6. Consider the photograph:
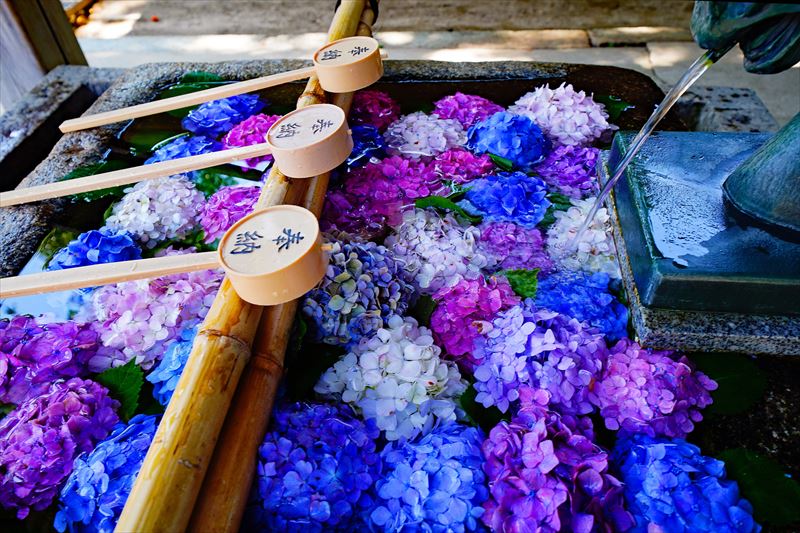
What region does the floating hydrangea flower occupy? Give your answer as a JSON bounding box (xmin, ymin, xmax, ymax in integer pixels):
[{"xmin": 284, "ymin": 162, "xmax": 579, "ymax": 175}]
[
  {"xmin": 0, "ymin": 378, "xmax": 119, "ymax": 519},
  {"xmin": 433, "ymin": 92, "xmax": 503, "ymax": 128},
  {"xmin": 55, "ymin": 414, "xmax": 159, "ymax": 533},
  {"xmin": 105, "ymin": 176, "xmax": 204, "ymax": 248},
  {"xmin": 303, "ymin": 238, "xmax": 415, "ymax": 347},
  {"xmin": 351, "ymin": 89, "xmax": 401, "ymax": 132},
  {"xmin": 466, "ymin": 111, "xmax": 550, "ymax": 171},
  {"xmin": 430, "ymin": 276, "xmax": 519, "ymax": 366},
  {"xmin": 48, "ymin": 228, "xmax": 142, "ymax": 271},
  {"xmin": 536, "ymin": 271, "xmax": 628, "ymax": 340},
  {"xmin": 384, "ymin": 208, "xmax": 489, "ymax": 294},
  {"xmin": 430, "ymin": 148, "xmax": 495, "ymax": 184},
  {"xmin": 482, "ymin": 387, "xmax": 632, "ymax": 533},
  {"xmin": 246, "ymin": 402, "xmax": 381, "ymax": 531},
  {"xmin": 347, "ymin": 124, "xmax": 387, "ymax": 168},
  {"xmin": 199, "ymin": 185, "xmax": 260, "ymax": 243},
  {"xmin": 384, "ymin": 112, "xmax": 466, "ymax": 159},
  {"xmin": 182, "ymin": 94, "xmax": 265, "ymax": 137},
  {"xmin": 612, "ymin": 433, "xmax": 759, "ymax": 532},
  {"xmin": 316, "ymin": 315, "xmax": 466, "ymax": 441},
  {"xmin": 477, "ymin": 221, "xmax": 553, "ymax": 273},
  {"xmin": 379, "ymin": 154, "xmax": 445, "ymax": 199},
  {"xmin": 86, "ymin": 251, "xmax": 223, "ymax": 370},
  {"xmin": 0, "ymin": 317, "xmax": 101, "ymax": 405},
  {"xmin": 146, "ymin": 327, "xmax": 196, "ymax": 406},
  {"xmin": 509, "ymin": 83, "xmax": 615, "ymax": 146},
  {"xmin": 534, "ymin": 144, "xmax": 600, "ymax": 199},
  {"xmin": 145, "ymin": 135, "xmax": 222, "ymax": 165},
  {"xmin": 459, "ymin": 172, "xmax": 551, "ymax": 227},
  {"xmin": 320, "ymin": 189, "xmax": 388, "ymax": 240},
  {"xmin": 592, "ymin": 338, "xmax": 717, "ymax": 438},
  {"xmin": 222, "ymin": 113, "xmax": 281, "ymax": 168},
  {"xmin": 367, "ymin": 423, "xmax": 488, "ymax": 532},
  {"xmin": 546, "ymin": 196, "xmax": 621, "ymax": 278}
]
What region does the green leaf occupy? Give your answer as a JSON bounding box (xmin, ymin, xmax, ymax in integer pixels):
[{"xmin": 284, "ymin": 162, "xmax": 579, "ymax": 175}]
[
  {"xmin": 690, "ymin": 353, "xmax": 767, "ymax": 415},
  {"xmin": 0, "ymin": 403, "xmax": 14, "ymax": 417},
  {"xmin": 157, "ymin": 79, "xmax": 233, "ymax": 117},
  {"xmin": 415, "ymin": 195, "xmax": 482, "ymax": 224},
  {"xmin": 488, "ymin": 153, "xmax": 514, "ymax": 171},
  {"xmin": 594, "ymin": 94, "xmax": 634, "ymax": 121},
  {"xmin": 718, "ymin": 448, "xmax": 800, "ymax": 526},
  {"xmin": 191, "ymin": 166, "xmax": 255, "ymax": 196},
  {"xmin": 500, "ymin": 268, "xmax": 540, "ymax": 299},
  {"xmin": 94, "ymin": 359, "xmax": 144, "ymax": 422},
  {"xmin": 539, "ymin": 192, "xmax": 573, "ymax": 229},
  {"xmin": 35, "ymin": 227, "xmax": 79, "ymax": 268},
  {"xmin": 411, "ymin": 295, "xmax": 437, "ymax": 328},
  {"xmin": 179, "ymin": 71, "xmax": 225, "ymax": 84},
  {"xmin": 121, "ymin": 120, "xmax": 186, "ymax": 157},
  {"xmin": 60, "ymin": 159, "xmax": 131, "ymax": 203},
  {"xmin": 458, "ymin": 385, "xmax": 508, "ymax": 433}
]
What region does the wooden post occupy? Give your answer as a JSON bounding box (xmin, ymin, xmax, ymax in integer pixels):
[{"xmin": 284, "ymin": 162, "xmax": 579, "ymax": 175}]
[{"xmin": 114, "ymin": 2, "xmax": 372, "ymax": 532}]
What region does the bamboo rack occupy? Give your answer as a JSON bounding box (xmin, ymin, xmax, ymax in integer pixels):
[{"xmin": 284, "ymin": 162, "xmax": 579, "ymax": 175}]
[{"xmin": 114, "ymin": 2, "xmax": 373, "ymax": 531}]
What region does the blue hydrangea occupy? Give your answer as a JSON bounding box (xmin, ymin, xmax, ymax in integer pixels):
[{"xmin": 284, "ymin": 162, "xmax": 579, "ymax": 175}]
[
  {"xmin": 181, "ymin": 94, "xmax": 266, "ymax": 137},
  {"xmin": 535, "ymin": 271, "xmax": 629, "ymax": 341},
  {"xmin": 54, "ymin": 414, "xmax": 159, "ymax": 533},
  {"xmin": 366, "ymin": 423, "xmax": 488, "ymax": 532},
  {"xmin": 245, "ymin": 402, "xmax": 382, "ymax": 532},
  {"xmin": 347, "ymin": 125, "xmax": 386, "ymax": 168},
  {"xmin": 144, "ymin": 135, "xmax": 222, "ymax": 165},
  {"xmin": 466, "ymin": 111, "xmax": 550, "ymax": 171},
  {"xmin": 459, "ymin": 172, "xmax": 551, "ymax": 227},
  {"xmin": 612, "ymin": 433, "xmax": 760, "ymax": 533},
  {"xmin": 48, "ymin": 228, "xmax": 142, "ymax": 271},
  {"xmin": 146, "ymin": 327, "xmax": 196, "ymax": 406}
]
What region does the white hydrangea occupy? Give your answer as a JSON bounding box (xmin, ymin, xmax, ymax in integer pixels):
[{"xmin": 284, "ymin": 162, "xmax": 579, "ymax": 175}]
[
  {"xmin": 383, "ymin": 112, "xmax": 466, "ymax": 159},
  {"xmin": 315, "ymin": 315, "xmax": 466, "ymax": 441},
  {"xmin": 105, "ymin": 175, "xmax": 204, "ymax": 248},
  {"xmin": 384, "ymin": 208, "xmax": 489, "ymax": 294},
  {"xmin": 546, "ymin": 197, "xmax": 621, "ymax": 278},
  {"xmin": 508, "ymin": 82, "xmax": 616, "ymax": 146}
]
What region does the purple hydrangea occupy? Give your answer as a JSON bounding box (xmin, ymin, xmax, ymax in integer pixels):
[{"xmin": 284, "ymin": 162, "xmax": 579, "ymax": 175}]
[
  {"xmin": 477, "ymin": 221, "xmax": 553, "ymax": 273},
  {"xmin": 366, "ymin": 423, "xmax": 488, "ymax": 532},
  {"xmin": 351, "ymin": 89, "xmax": 401, "ymax": 132},
  {"xmin": 430, "ymin": 276, "xmax": 519, "ymax": 367},
  {"xmin": 430, "ymin": 148, "xmax": 495, "ymax": 185},
  {"xmin": 181, "ymin": 94, "xmax": 266, "ymax": 137},
  {"xmin": 146, "ymin": 327, "xmax": 196, "ymax": 406},
  {"xmin": 346, "ymin": 124, "xmax": 387, "ymax": 168},
  {"xmin": 433, "ymin": 92, "xmax": 504, "ymax": 128},
  {"xmin": 320, "ymin": 189, "xmax": 388, "ymax": 241},
  {"xmin": 466, "ymin": 111, "xmax": 551, "ymax": 171},
  {"xmin": 591, "ymin": 338, "xmax": 718, "ymax": 438},
  {"xmin": 536, "ymin": 271, "xmax": 628, "ymax": 341},
  {"xmin": 48, "ymin": 228, "xmax": 142, "ymax": 271},
  {"xmin": 1, "ymin": 317, "xmax": 101, "ymax": 405},
  {"xmin": 384, "ymin": 112, "xmax": 466, "ymax": 159},
  {"xmin": 459, "ymin": 172, "xmax": 551, "ymax": 228},
  {"xmin": 302, "ymin": 238, "xmax": 416, "ymax": 347},
  {"xmin": 246, "ymin": 402, "xmax": 382, "ymax": 531},
  {"xmin": 379, "ymin": 155, "xmax": 445, "ymax": 199},
  {"xmin": 612, "ymin": 433, "xmax": 759, "ymax": 532},
  {"xmin": 0, "ymin": 378, "xmax": 119, "ymax": 519},
  {"xmin": 145, "ymin": 135, "xmax": 222, "ymax": 165},
  {"xmin": 54, "ymin": 414, "xmax": 159, "ymax": 533},
  {"xmin": 222, "ymin": 113, "xmax": 281, "ymax": 168},
  {"xmin": 534, "ymin": 145, "xmax": 600, "ymax": 199},
  {"xmin": 199, "ymin": 185, "xmax": 260, "ymax": 243}
]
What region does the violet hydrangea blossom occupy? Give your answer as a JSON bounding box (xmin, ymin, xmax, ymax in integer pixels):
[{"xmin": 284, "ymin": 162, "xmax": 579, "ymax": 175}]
[
  {"xmin": 383, "ymin": 112, "xmax": 466, "ymax": 159},
  {"xmin": 366, "ymin": 423, "xmax": 488, "ymax": 532},
  {"xmin": 222, "ymin": 113, "xmax": 281, "ymax": 168},
  {"xmin": 350, "ymin": 89, "xmax": 400, "ymax": 132},
  {"xmin": 534, "ymin": 144, "xmax": 601, "ymax": 199},
  {"xmin": 466, "ymin": 111, "xmax": 551, "ymax": 171},
  {"xmin": 320, "ymin": 189, "xmax": 389, "ymax": 240},
  {"xmin": 145, "ymin": 134, "xmax": 221, "ymax": 164},
  {"xmin": 459, "ymin": 172, "xmax": 551, "ymax": 228},
  {"xmin": 346, "ymin": 125, "xmax": 387, "ymax": 168},
  {"xmin": 199, "ymin": 185, "xmax": 260, "ymax": 243},
  {"xmin": 181, "ymin": 94, "xmax": 265, "ymax": 137},
  {"xmin": 0, "ymin": 378, "xmax": 119, "ymax": 519},
  {"xmin": 246, "ymin": 402, "xmax": 382, "ymax": 531},
  {"xmin": 48, "ymin": 228, "xmax": 142, "ymax": 271},
  {"xmin": 477, "ymin": 221, "xmax": 553, "ymax": 273},
  {"xmin": 430, "ymin": 148, "xmax": 495, "ymax": 185},
  {"xmin": 433, "ymin": 92, "xmax": 503, "ymax": 128},
  {"xmin": 591, "ymin": 338, "xmax": 717, "ymax": 438},
  {"xmin": 54, "ymin": 414, "xmax": 159, "ymax": 533}
]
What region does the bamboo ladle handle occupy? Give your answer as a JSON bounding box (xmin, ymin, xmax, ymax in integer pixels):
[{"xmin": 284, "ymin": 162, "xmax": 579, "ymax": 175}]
[
  {"xmin": 0, "ymin": 142, "xmax": 272, "ymax": 208},
  {"xmin": 59, "ymin": 67, "xmax": 316, "ymax": 133}
]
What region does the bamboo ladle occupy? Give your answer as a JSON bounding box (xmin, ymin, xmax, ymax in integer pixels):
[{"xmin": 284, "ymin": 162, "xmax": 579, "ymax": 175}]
[
  {"xmin": 58, "ymin": 36, "xmax": 383, "ymax": 133},
  {"xmin": 0, "ymin": 103, "xmax": 353, "ymax": 207}
]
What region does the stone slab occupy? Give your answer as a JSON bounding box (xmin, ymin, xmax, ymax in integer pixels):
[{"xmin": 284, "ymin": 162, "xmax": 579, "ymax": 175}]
[
  {"xmin": 588, "ymin": 26, "xmax": 691, "ymax": 46},
  {"xmin": 676, "ymin": 86, "xmax": 779, "ymax": 133}
]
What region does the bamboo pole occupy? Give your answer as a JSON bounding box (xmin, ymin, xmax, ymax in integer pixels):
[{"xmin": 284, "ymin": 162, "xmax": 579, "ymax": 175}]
[
  {"xmin": 188, "ymin": 3, "xmax": 378, "ymax": 532},
  {"xmin": 114, "ymin": 2, "xmax": 370, "ymax": 532}
]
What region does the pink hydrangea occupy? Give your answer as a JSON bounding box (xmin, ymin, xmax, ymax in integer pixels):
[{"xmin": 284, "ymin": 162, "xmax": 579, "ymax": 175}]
[
  {"xmin": 199, "ymin": 185, "xmax": 260, "ymax": 243},
  {"xmin": 430, "ymin": 148, "xmax": 495, "ymax": 184},
  {"xmin": 351, "ymin": 89, "xmax": 401, "ymax": 132},
  {"xmin": 478, "ymin": 221, "xmax": 554, "ymax": 273},
  {"xmin": 223, "ymin": 113, "xmax": 281, "ymax": 168},
  {"xmin": 430, "ymin": 276, "xmax": 519, "ymax": 366},
  {"xmin": 433, "ymin": 92, "xmax": 503, "ymax": 128}
]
